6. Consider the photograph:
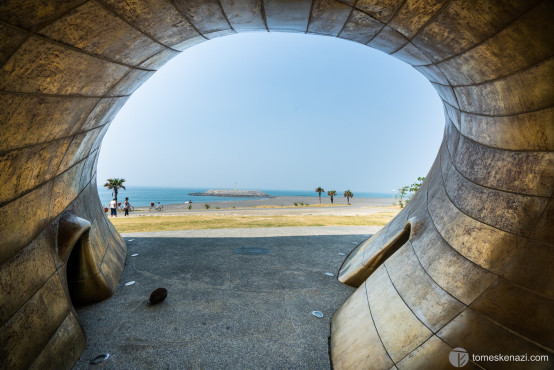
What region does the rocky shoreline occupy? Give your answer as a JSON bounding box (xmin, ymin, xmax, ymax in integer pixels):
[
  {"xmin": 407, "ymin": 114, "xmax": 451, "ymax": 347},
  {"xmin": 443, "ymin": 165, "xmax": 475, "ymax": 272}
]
[{"xmin": 188, "ymin": 189, "xmax": 270, "ymax": 198}]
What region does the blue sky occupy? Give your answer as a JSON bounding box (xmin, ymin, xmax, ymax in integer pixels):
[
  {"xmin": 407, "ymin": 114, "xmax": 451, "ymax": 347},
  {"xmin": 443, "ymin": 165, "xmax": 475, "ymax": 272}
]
[{"xmin": 97, "ymin": 32, "xmax": 444, "ymax": 194}]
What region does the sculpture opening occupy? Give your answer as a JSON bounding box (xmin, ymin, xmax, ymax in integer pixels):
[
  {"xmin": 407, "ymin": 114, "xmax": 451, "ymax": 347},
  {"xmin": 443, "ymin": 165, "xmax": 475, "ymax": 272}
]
[
  {"xmin": 0, "ymin": 1, "xmax": 552, "ymax": 368},
  {"xmin": 96, "ymin": 32, "xmax": 443, "ymax": 194}
]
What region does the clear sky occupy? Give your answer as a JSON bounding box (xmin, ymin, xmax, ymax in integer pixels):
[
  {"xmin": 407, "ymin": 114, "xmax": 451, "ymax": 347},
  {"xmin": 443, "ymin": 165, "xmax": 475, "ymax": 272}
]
[{"xmin": 97, "ymin": 32, "xmax": 444, "ymax": 194}]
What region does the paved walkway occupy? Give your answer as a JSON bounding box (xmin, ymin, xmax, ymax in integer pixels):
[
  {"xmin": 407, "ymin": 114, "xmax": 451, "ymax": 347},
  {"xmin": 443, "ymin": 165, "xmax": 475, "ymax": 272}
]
[{"xmin": 74, "ymin": 228, "xmax": 372, "ymax": 369}]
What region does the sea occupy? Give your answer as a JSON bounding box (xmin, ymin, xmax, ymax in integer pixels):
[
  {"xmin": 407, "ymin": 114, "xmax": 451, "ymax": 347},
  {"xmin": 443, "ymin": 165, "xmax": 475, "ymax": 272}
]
[{"xmin": 97, "ymin": 186, "xmax": 392, "ymax": 207}]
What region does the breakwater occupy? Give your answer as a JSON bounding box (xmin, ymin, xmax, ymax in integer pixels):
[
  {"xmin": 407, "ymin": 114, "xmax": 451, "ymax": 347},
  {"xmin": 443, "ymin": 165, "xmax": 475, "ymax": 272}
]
[{"xmin": 189, "ymin": 189, "xmax": 270, "ymax": 197}]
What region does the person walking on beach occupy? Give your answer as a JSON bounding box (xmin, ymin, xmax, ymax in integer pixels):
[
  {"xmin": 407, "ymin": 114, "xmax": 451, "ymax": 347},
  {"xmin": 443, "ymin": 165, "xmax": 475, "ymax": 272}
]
[
  {"xmin": 109, "ymin": 198, "xmax": 117, "ymax": 217},
  {"xmin": 124, "ymin": 197, "xmax": 131, "ymax": 216}
]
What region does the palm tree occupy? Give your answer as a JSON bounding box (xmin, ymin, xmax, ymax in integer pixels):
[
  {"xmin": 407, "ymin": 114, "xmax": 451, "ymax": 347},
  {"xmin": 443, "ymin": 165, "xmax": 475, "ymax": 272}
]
[
  {"xmin": 315, "ymin": 187, "xmax": 325, "ymax": 204},
  {"xmin": 327, "ymin": 190, "xmax": 337, "ymax": 204},
  {"xmin": 343, "ymin": 190, "xmax": 354, "ymax": 205},
  {"xmin": 104, "ymin": 178, "xmax": 126, "ymax": 204}
]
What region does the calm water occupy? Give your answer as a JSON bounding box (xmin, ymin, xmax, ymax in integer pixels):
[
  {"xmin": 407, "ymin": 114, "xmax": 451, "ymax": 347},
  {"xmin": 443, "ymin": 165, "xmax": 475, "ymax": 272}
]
[{"xmin": 97, "ymin": 186, "xmax": 392, "ymax": 207}]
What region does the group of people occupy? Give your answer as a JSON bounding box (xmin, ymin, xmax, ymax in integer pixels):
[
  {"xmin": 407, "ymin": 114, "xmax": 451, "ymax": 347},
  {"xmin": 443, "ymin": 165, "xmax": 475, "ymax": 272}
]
[{"xmin": 108, "ymin": 197, "xmax": 131, "ymax": 217}]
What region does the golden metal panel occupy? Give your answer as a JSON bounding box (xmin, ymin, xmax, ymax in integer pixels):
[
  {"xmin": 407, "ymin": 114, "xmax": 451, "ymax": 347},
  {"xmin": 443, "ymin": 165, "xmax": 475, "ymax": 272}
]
[
  {"xmin": 337, "ymin": 235, "xmax": 372, "ymax": 286},
  {"xmin": 368, "ymin": 26, "xmax": 407, "ymax": 54},
  {"xmin": 80, "ymin": 97, "xmax": 129, "ymax": 131},
  {"xmin": 412, "ymin": 0, "xmax": 540, "ymax": 64},
  {"xmin": 377, "ymin": 204, "xmax": 410, "ymax": 246},
  {"xmin": 0, "ymin": 94, "xmax": 99, "ymax": 152},
  {"xmin": 38, "ymin": 1, "xmax": 166, "ymax": 66},
  {"xmin": 339, "ymin": 9, "xmax": 383, "ymax": 44},
  {"xmin": 57, "ymin": 127, "xmax": 103, "ymax": 174},
  {"xmin": 29, "ymin": 312, "xmax": 86, "ymax": 370},
  {"xmin": 0, "ymin": 182, "xmax": 53, "ymax": 265},
  {"xmin": 330, "ymin": 282, "xmax": 393, "ymax": 369},
  {"xmin": 385, "ymin": 242, "xmax": 465, "ymax": 332},
  {"xmin": 0, "ymin": 137, "xmax": 71, "ymax": 204},
  {"xmin": 79, "ymin": 150, "xmax": 100, "ymax": 191},
  {"xmin": 107, "ymin": 69, "xmax": 156, "ymax": 96},
  {"xmin": 470, "ymin": 279, "xmax": 554, "ymax": 348},
  {"xmin": 0, "ymin": 273, "xmax": 69, "ymax": 369},
  {"xmin": 0, "ymin": 23, "xmax": 29, "ymax": 66},
  {"xmin": 219, "ymin": 0, "xmax": 267, "ymax": 32},
  {"xmin": 436, "ymin": 1, "xmax": 554, "ymax": 85},
  {"xmin": 264, "ymin": 0, "xmax": 312, "ymax": 32},
  {"xmin": 530, "ymin": 197, "xmax": 554, "ymax": 244},
  {"xmin": 388, "ymin": 0, "xmax": 448, "ymax": 39},
  {"xmin": 307, "ymin": 0, "xmax": 352, "ymax": 36},
  {"xmin": 392, "ymin": 42, "xmax": 432, "ymax": 66},
  {"xmin": 172, "ymin": 0, "xmax": 232, "ymax": 36},
  {"xmin": 50, "ymin": 162, "xmax": 85, "ymax": 218},
  {"xmin": 460, "ymin": 107, "xmax": 554, "ymax": 151},
  {"xmin": 170, "ymin": 35, "xmax": 206, "ymax": 51},
  {"xmin": 0, "ymin": 0, "xmax": 87, "ymax": 31},
  {"xmin": 138, "ymin": 49, "xmax": 180, "ymax": 70},
  {"xmin": 438, "ymin": 309, "xmax": 552, "ymax": 370},
  {"xmin": 410, "ymin": 215, "xmax": 496, "ymax": 305},
  {"xmin": 0, "ymin": 226, "xmax": 57, "ymax": 325},
  {"xmin": 366, "ymin": 266, "xmax": 433, "ymax": 362},
  {"xmin": 99, "ymin": 244, "xmax": 127, "ymax": 292},
  {"xmin": 0, "ymin": 36, "xmax": 130, "ymax": 95},
  {"xmin": 440, "ymin": 144, "xmax": 549, "ymax": 238},
  {"xmin": 443, "ymin": 103, "xmax": 461, "ymax": 131},
  {"xmin": 430, "ymin": 82, "xmax": 459, "ymax": 108},
  {"xmin": 445, "ymin": 119, "xmax": 554, "ymax": 197},
  {"xmin": 454, "ymin": 57, "xmax": 554, "ymax": 116},
  {"xmin": 338, "ymin": 201, "xmax": 410, "ymax": 286},
  {"xmin": 413, "ymin": 64, "xmax": 449, "ymax": 85},
  {"xmin": 428, "ymin": 162, "xmax": 554, "ymax": 297},
  {"xmin": 355, "ymin": 0, "xmax": 404, "ymax": 23},
  {"xmin": 395, "ymin": 335, "xmax": 481, "ymax": 370},
  {"xmin": 101, "ymin": 0, "xmax": 201, "ymax": 46}
]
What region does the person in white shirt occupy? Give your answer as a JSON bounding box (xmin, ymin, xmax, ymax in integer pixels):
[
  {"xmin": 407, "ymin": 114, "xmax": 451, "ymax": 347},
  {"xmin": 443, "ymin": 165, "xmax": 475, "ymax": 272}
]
[{"xmin": 108, "ymin": 198, "xmax": 117, "ymax": 217}]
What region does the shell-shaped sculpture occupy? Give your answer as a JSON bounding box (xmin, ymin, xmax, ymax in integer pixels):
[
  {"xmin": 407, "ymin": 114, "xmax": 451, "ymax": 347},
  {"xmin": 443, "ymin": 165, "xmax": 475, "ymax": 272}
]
[{"xmin": 0, "ymin": 0, "xmax": 552, "ymax": 368}]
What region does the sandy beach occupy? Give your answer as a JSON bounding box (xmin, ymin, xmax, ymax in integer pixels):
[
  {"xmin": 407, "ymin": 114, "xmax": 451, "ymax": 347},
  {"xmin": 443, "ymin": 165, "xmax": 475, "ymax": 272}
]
[{"xmin": 119, "ymin": 196, "xmax": 396, "ymax": 217}]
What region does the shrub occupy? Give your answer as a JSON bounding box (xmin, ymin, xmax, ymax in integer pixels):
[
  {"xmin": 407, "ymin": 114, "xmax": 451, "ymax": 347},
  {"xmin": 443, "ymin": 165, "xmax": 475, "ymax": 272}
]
[
  {"xmin": 204, "ymin": 203, "xmax": 211, "ymax": 209},
  {"xmin": 187, "ymin": 204, "xmax": 192, "ymax": 210}
]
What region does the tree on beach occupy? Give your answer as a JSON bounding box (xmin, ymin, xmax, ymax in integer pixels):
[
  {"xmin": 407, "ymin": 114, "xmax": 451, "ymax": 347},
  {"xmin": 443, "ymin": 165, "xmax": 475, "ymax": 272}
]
[
  {"xmin": 104, "ymin": 178, "xmax": 126, "ymax": 204},
  {"xmin": 327, "ymin": 190, "xmax": 337, "ymax": 204},
  {"xmin": 398, "ymin": 185, "xmax": 409, "ymax": 208},
  {"xmin": 409, "ymin": 177, "xmax": 426, "ymax": 193},
  {"xmin": 343, "ymin": 190, "xmax": 354, "ymax": 205},
  {"xmin": 315, "ymin": 187, "xmax": 325, "ymax": 204}
]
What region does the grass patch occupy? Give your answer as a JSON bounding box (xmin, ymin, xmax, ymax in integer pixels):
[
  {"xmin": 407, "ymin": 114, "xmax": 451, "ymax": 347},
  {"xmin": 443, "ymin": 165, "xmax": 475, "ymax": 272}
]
[{"xmin": 109, "ymin": 212, "xmax": 399, "ymax": 233}]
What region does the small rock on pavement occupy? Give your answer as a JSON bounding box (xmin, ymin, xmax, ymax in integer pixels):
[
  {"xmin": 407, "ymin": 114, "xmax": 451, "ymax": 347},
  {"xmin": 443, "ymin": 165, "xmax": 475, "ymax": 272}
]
[{"xmin": 149, "ymin": 287, "xmax": 168, "ymax": 305}]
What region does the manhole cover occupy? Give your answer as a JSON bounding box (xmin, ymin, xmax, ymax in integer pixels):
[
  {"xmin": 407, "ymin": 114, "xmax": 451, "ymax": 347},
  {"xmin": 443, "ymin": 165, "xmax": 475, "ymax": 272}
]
[{"xmin": 235, "ymin": 247, "xmax": 270, "ymax": 255}]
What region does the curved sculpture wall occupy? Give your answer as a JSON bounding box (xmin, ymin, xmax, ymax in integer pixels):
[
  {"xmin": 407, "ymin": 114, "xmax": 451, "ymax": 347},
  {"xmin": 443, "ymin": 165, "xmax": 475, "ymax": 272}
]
[{"xmin": 0, "ymin": 0, "xmax": 552, "ymax": 368}]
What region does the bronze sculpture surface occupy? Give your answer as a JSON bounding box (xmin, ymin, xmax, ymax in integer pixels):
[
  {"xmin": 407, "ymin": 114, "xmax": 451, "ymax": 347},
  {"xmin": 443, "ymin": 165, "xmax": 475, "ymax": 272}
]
[{"xmin": 0, "ymin": 0, "xmax": 552, "ymax": 368}]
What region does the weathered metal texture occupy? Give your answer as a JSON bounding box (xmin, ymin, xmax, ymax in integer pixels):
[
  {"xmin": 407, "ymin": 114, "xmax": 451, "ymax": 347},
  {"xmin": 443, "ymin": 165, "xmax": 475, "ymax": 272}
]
[{"xmin": 0, "ymin": 0, "xmax": 552, "ymax": 368}]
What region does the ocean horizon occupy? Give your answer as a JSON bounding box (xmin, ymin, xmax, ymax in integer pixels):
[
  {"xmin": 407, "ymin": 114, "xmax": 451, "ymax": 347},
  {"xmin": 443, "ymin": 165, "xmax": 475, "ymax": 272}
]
[{"xmin": 98, "ymin": 186, "xmax": 393, "ymax": 207}]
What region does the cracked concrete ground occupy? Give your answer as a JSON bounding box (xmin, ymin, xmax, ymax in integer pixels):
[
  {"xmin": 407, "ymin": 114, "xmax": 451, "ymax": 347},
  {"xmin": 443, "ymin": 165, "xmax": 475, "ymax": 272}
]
[{"xmin": 74, "ymin": 227, "xmax": 371, "ymax": 369}]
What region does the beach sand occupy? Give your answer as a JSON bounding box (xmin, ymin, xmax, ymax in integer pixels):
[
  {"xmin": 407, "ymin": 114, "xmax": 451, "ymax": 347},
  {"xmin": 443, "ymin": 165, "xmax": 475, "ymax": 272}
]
[{"xmin": 118, "ymin": 196, "xmax": 397, "ymax": 217}]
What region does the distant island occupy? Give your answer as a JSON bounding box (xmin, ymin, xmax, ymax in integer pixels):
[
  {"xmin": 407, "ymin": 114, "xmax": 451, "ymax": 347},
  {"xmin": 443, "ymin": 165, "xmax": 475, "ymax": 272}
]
[{"xmin": 188, "ymin": 189, "xmax": 270, "ymax": 198}]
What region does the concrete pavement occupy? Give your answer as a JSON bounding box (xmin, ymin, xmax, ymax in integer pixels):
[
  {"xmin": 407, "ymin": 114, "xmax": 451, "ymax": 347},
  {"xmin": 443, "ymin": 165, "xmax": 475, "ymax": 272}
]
[{"xmin": 74, "ymin": 228, "xmax": 371, "ymax": 369}]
